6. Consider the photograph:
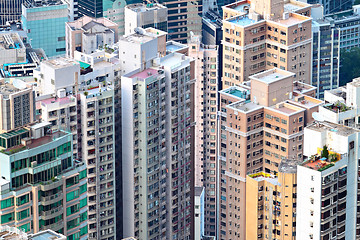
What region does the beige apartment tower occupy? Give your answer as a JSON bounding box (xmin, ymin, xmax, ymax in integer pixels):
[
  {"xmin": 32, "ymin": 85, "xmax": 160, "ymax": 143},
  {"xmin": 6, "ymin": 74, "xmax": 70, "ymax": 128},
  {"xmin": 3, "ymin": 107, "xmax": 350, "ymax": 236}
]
[
  {"xmin": 221, "ymin": 0, "xmax": 312, "ymax": 89},
  {"xmin": 218, "ymin": 68, "xmax": 323, "ymax": 239}
]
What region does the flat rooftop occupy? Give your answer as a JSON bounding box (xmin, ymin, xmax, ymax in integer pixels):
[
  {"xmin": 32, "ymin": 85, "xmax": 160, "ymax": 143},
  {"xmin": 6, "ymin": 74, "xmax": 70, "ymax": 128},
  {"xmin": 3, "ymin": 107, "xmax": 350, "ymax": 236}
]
[
  {"xmin": 230, "ymin": 101, "xmax": 263, "ymax": 113},
  {"xmin": 160, "ymin": 52, "xmax": 189, "ymax": 69},
  {"xmin": 130, "ymin": 68, "xmax": 159, "ymax": 79},
  {"xmin": 166, "ymin": 41, "xmax": 188, "ymax": 53},
  {"xmin": 250, "ymin": 68, "xmax": 294, "ymax": 84},
  {"xmin": 228, "ymin": 15, "xmax": 258, "ymax": 26},
  {"xmin": 40, "ymin": 96, "xmax": 75, "ymax": 106},
  {"xmin": 126, "ymin": 3, "xmax": 166, "ymax": 12},
  {"xmin": 272, "ymin": 13, "xmax": 310, "ymax": 26},
  {"xmin": 0, "ymin": 81, "xmax": 27, "ymax": 97},
  {"xmin": 23, "ymin": 0, "xmax": 65, "ymax": 8},
  {"xmin": 289, "ymin": 94, "xmax": 324, "ymax": 108},
  {"xmin": 248, "ymin": 172, "xmax": 280, "ymax": 185},
  {"xmin": 29, "ymin": 230, "xmax": 66, "ymax": 240},
  {"xmin": 307, "ymin": 121, "xmax": 358, "ymax": 137},
  {"xmin": 278, "ymin": 159, "xmax": 300, "ymax": 173},
  {"xmin": 271, "ymin": 103, "xmax": 303, "ymax": 115},
  {"xmin": 0, "ymin": 33, "xmax": 24, "ymax": 50},
  {"xmin": 44, "ymin": 58, "xmax": 79, "ymax": 69},
  {"xmin": 284, "ymin": 1, "xmax": 310, "ymax": 12}
]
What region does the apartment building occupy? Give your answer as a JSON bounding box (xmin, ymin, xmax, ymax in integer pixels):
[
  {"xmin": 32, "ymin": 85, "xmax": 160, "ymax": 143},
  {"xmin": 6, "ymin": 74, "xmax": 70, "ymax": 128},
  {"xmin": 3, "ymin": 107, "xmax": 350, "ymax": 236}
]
[
  {"xmin": 38, "ymin": 95, "xmax": 78, "ymax": 160},
  {"xmin": 65, "ymin": 16, "xmax": 119, "ymax": 59},
  {"xmin": 297, "ymin": 121, "xmax": 360, "ymax": 240},
  {"xmin": 150, "ymin": 0, "xmax": 202, "ymax": 43},
  {"xmin": 246, "ymin": 159, "xmax": 297, "ymax": 240},
  {"xmin": 188, "ymin": 35, "xmax": 219, "ymax": 237},
  {"xmin": 79, "ymin": 86, "xmax": 115, "ymax": 240},
  {"xmin": 124, "ymin": 3, "xmax": 167, "ymax": 36},
  {"xmin": 221, "ymin": 0, "xmax": 312, "ymax": 88},
  {"xmin": 0, "ymin": 79, "xmax": 36, "ymax": 133},
  {"xmin": 0, "ymin": 123, "xmax": 88, "ymax": 238},
  {"xmin": 121, "ymin": 52, "xmax": 195, "ymax": 240},
  {"xmin": 118, "ymin": 27, "xmax": 167, "ymax": 74},
  {"xmin": 218, "ymin": 68, "xmax": 323, "ymax": 239}
]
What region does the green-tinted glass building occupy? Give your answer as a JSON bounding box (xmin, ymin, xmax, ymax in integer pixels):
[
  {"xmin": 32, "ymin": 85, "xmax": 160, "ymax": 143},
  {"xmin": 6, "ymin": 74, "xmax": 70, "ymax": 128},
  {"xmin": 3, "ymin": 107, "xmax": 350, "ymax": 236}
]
[{"xmin": 21, "ymin": 0, "xmax": 68, "ymax": 57}]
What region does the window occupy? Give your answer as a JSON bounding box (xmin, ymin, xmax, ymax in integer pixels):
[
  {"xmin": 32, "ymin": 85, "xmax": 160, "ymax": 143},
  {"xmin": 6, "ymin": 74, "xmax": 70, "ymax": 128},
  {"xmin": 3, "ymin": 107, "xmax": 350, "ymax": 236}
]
[
  {"xmin": 67, "ymin": 203, "xmax": 80, "ymax": 216},
  {"xmin": 1, "ymin": 198, "xmax": 13, "ymax": 209},
  {"xmin": 79, "ymin": 170, "xmax": 87, "ymax": 180},
  {"xmin": 80, "ymin": 198, "xmax": 87, "ymax": 208},
  {"xmin": 17, "ymin": 209, "xmax": 30, "ymax": 221},
  {"xmin": 1, "ymin": 212, "xmax": 14, "ymax": 224},
  {"xmin": 66, "ymin": 190, "xmax": 79, "ymax": 202},
  {"xmin": 79, "ymin": 183, "xmax": 87, "ymax": 194}
]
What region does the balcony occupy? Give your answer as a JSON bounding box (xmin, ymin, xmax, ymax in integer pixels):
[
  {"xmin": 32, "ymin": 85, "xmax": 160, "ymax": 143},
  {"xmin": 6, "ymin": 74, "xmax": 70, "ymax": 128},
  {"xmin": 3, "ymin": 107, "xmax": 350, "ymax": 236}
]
[
  {"xmin": 40, "ymin": 192, "xmax": 63, "ymax": 205},
  {"xmin": 40, "ymin": 205, "xmax": 63, "ymax": 220}
]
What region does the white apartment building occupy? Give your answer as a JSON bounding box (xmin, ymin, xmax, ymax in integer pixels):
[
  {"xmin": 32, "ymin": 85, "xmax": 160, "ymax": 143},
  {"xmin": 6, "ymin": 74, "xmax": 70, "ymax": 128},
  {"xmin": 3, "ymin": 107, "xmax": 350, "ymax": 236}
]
[
  {"xmin": 118, "ymin": 27, "xmax": 167, "ymax": 74},
  {"xmin": 297, "ymin": 121, "xmax": 360, "ymax": 240},
  {"xmin": 80, "ymin": 86, "xmax": 116, "ymax": 240},
  {"xmin": 121, "ymin": 52, "xmax": 194, "ymax": 240}
]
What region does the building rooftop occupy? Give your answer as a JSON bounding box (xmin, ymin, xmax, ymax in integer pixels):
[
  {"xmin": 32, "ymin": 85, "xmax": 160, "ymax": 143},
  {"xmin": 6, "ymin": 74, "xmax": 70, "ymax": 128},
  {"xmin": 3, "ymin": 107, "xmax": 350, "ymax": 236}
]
[
  {"xmin": 278, "ymin": 159, "xmax": 300, "ymax": 173},
  {"xmin": 0, "ymin": 80, "xmax": 29, "ymax": 97},
  {"xmin": 289, "ymin": 93, "xmax": 324, "ymax": 108},
  {"xmin": 228, "ymin": 15, "xmax": 258, "ymax": 26},
  {"xmin": 248, "ymin": 172, "xmax": 280, "ymax": 186},
  {"xmin": 130, "ymin": 68, "xmax": 159, "ymax": 79},
  {"xmin": 160, "ymin": 52, "xmax": 190, "ymax": 69},
  {"xmin": 43, "ymin": 58, "xmax": 79, "ymax": 69},
  {"xmin": 23, "ymin": 0, "xmax": 65, "ymax": 8},
  {"xmin": 272, "ymin": 13, "xmax": 309, "ymax": 26},
  {"xmin": 0, "ymin": 225, "xmax": 27, "ymax": 239},
  {"xmin": 283, "ymin": 0, "xmax": 310, "ymax": 12},
  {"xmin": 230, "ymin": 101, "xmax": 263, "ymax": 113},
  {"xmin": 29, "ymin": 230, "xmax": 66, "ymax": 240},
  {"xmin": 40, "ymin": 96, "xmax": 75, "ymax": 107},
  {"xmin": 125, "ymin": 3, "xmax": 166, "ymax": 12},
  {"xmin": 224, "ymin": 1, "xmax": 250, "ymax": 13},
  {"xmin": 166, "ymin": 41, "xmax": 188, "ymax": 54},
  {"xmin": 0, "ymin": 32, "xmax": 24, "ymax": 50},
  {"xmin": 271, "ymin": 102, "xmax": 304, "ymax": 115},
  {"xmin": 250, "ymin": 68, "xmax": 294, "ymax": 84},
  {"xmin": 307, "ymin": 121, "xmax": 358, "ymax": 137}
]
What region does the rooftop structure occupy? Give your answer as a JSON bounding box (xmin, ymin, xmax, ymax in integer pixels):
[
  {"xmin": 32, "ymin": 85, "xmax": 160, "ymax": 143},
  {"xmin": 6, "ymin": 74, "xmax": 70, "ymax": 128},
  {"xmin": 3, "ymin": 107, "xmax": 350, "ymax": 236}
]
[
  {"xmin": 124, "ymin": 3, "xmax": 167, "ymax": 36},
  {"xmin": 65, "ymin": 16, "xmax": 119, "ymax": 58}
]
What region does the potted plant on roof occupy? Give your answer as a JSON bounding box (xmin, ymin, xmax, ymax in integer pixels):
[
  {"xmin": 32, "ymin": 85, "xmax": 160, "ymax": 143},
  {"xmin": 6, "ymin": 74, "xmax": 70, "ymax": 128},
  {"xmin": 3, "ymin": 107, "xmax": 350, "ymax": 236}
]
[{"xmin": 321, "ymin": 145, "xmax": 329, "ymax": 159}]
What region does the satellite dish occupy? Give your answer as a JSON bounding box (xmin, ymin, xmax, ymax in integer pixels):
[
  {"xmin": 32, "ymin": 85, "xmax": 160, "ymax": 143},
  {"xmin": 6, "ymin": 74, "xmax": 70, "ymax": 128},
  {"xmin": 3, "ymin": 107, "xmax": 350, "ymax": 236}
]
[{"xmin": 312, "ymin": 112, "xmax": 325, "ymax": 122}]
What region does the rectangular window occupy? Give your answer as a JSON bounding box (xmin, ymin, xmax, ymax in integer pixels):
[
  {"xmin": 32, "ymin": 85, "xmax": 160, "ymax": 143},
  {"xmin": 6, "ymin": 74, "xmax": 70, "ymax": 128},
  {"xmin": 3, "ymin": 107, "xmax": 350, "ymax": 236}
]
[
  {"xmin": 80, "ymin": 198, "xmax": 87, "ymax": 208},
  {"xmin": 17, "ymin": 209, "xmax": 30, "ymax": 221},
  {"xmin": 66, "ymin": 190, "xmax": 79, "ymax": 202},
  {"xmin": 79, "ymin": 183, "xmax": 87, "ymax": 194},
  {"xmin": 1, "ymin": 198, "xmax": 14, "ymax": 209},
  {"xmin": 1, "ymin": 212, "xmax": 14, "ymax": 224},
  {"xmin": 79, "ymin": 170, "xmax": 87, "ymax": 180},
  {"xmin": 16, "ymin": 194, "xmax": 29, "ymax": 206},
  {"xmin": 67, "ymin": 203, "xmax": 80, "ymax": 216}
]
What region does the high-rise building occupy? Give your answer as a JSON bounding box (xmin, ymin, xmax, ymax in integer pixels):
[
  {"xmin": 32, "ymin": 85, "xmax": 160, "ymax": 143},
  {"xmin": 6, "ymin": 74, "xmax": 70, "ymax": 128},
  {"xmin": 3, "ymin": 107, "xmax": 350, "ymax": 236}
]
[
  {"xmin": 311, "ymin": 6, "xmax": 340, "ymax": 99},
  {"xmin": 325, "ymin": 5, "xmax": 360, "ymax": 50},
  {"xmin": 188, "ymin": 35, "xmax": 219, "ymax": 237},
  {"xmin": 0, "ymin": 80, "xmax": 88, "ymax": 238},
  {"xmin": 218, "ymin": 68, "xmax": 323, "ymax": 239},
  {"xmin": 246, "ymin": 159, "xmax": 298, "ymax": 240},
  {"xmin": 121, "ymin": 51, "xmax": 195, "ymax": 240},
  {"xmin": 297, "ymin": 121, "xmax": 359, "ymax": 240},
  {"xmin": 300, "ymin": 0, "xmax": 353, "ymax": 15},
  {"xmin": 65, "ymin": 16, "xmax": 119, "ymax": 59},
  {"xmin": 149, "ymin": 0, "xmax": 202, "ymax": 43},
  {"xmin": 124, "ymin": 3, "xmax": 167, "ymax": 36},
  {"xmin": 21, "ymin": 0, "xmax": 69, "ymax": 57},
  {"xmin": 221, "ymin": 0, "xmax": 312, "ymax": 88},
  {"xmin": 0, "ymin": 79, "xmax": 35, "ymax": 133},
  {"xmin": 79, "ymin": 86, "xmax": 116, "ymax": 240}
]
